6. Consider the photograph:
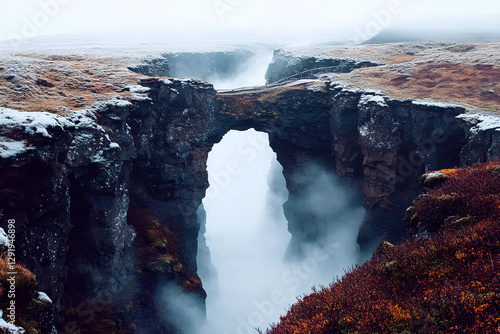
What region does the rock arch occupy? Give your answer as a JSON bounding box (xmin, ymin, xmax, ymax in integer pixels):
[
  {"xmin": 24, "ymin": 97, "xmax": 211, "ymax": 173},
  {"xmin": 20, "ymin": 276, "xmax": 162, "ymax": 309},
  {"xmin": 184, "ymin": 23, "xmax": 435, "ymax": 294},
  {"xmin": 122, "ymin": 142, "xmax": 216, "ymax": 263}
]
[{"xmin": 1, "ymin": 76, "xmax": 495, "ymax": 333}]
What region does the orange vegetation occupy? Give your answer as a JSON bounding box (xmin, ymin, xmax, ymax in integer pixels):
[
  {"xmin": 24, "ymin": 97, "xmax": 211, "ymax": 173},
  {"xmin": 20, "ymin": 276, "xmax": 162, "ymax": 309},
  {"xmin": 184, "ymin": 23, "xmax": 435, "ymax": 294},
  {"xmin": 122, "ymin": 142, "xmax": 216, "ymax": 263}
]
[
  {"xmin": 267, "ymin": 161, "xmax": 500, "ymax": 334},
  {"xmin": 388, "ymin": 54, "xmax": 419, "ymax": 64},
  {"xmin": 0, "ymin": 255, "xmax": 40, "ymax": 330},
  {"xmin": 439, "ymin": 169, "xmax": 458, "ymax": 175},
  {"xmin": 0, "ymin": 54, "xmax": 142, "ymax": 114},
  {"xmin": 257, "ymin": 86, "xmax": 304, "ymax": 104},
  {"xmin": 397, "ymin": 63, "xmax": 500, "ymax": 103},
  {"xmin": 349, "ymin": 62, "xmax": 500, "ymax": 113},
  {"xmin": 127, "ymin": 200, "xmax": 203, "ymax": 294},
  {"xmin": 0, "ymin": 255, "xmax": 37, "ymax": 299}
]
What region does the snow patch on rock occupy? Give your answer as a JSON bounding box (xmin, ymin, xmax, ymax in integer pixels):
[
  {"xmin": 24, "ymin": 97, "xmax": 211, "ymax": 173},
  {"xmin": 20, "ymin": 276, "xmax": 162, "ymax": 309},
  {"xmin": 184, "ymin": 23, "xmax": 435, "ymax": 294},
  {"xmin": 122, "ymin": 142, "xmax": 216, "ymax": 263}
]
[
  {"xmin": 359, "ymin": 94, "xmax": 388, "ymax": 108},
  {"xmin": 0, "ymin": 310, "xmax": 25, "ymax": 334},
  {"xmin": 412, "ymin": 100, "xmax": 461, "ymax": 109},
  {"xmin": 422, "ymin": 171, "xmax": 449, "ymax": 187},
  {"xmin": 0, "ymin": 107, "xmax": 71, "ymax": 138},
  {"xmin": 0, "ymin": 227, "xmax": 9, "ymax": 248},
  {"xmin": 0, "ymin": 137, "xmax": 34, "ymax": 159},
  {"xmin": 306, "ymin": 85, "xmax": 325, "ymax": 92},
  {"xmin": 125, "ymin": 85, "xmax": 150, "ymax": 93},
  {"xmin": 67, "ymin": 110, "xmax": 99, "ymax": 129},
  {"xmin": 125, "ymin": 85, "xmax": 152, "ymax": 101},
  {"xmin": 458, "ymin": 113, "xmax": 500, "ymax": 134},
  {"xmin": 105, "ymin": 99, "xmax": 132, "ymax": 108},
  {"xmin": 358, "ymin": 124, "xmax": 370, "ymax": 138},
  {"xmin": 36, "ymin": 291, "xmax": 52, "ymax": 304}
]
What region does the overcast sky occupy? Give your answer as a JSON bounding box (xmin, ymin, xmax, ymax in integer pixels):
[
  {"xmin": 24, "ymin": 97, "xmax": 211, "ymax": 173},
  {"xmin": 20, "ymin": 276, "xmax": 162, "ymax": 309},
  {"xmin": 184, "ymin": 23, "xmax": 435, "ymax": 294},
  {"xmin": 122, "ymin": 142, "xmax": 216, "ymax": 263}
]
[{"xmin": 1, "ymin": 0, "xmax": 499, "ymax": 42}]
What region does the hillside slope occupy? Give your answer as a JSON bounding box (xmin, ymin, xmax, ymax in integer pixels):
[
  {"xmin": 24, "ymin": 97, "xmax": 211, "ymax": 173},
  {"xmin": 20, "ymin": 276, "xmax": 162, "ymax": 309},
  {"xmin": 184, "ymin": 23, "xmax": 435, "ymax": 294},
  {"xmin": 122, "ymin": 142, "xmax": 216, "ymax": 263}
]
[{"xmin": 267, "ymin": 161, "xmax": 500, "ymax": 333}]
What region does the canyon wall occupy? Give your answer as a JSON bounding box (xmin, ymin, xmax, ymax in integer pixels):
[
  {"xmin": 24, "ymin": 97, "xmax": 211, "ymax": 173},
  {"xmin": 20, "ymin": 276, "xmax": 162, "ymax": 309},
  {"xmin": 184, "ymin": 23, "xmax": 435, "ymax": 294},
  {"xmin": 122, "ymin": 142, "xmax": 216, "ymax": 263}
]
[
  {"xmin": 265, "ymin": 48, "xmax": 381, "ymax": 84},
  {"xmin": 1, "ymin": 58, "xmax": 499, "ymax": 332},
  {"xmin": 128, "ymin": 50, "xmax": 256, "ymax": 83},
  {"xmin": 218, "ymin": 81, "xmax": 497, "ymax": 257},
  {"xmin": 0, "ymin": 78, "xmax": 224, "ymax": 333}
]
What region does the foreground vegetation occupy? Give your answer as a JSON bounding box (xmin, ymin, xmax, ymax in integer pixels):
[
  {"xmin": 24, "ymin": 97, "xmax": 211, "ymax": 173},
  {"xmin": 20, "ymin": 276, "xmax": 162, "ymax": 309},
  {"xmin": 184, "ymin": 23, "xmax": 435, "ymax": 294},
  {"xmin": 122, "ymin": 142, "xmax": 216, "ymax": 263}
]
[
  {"xmin": 0, "ymin": 254, "xmax": 50, "ymax": 332},
  {"xmin": 267, "ymin": 161, "xmax": 500, "ymax": 333}
]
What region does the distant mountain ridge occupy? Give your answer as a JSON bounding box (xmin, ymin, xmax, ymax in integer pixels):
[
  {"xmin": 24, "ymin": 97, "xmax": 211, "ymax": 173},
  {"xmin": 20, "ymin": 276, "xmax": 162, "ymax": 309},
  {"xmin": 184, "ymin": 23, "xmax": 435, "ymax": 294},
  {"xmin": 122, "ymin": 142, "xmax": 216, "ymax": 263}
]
[{"xmin": 363, "ymin": 28, "xmax": 500, "ymax": 44}]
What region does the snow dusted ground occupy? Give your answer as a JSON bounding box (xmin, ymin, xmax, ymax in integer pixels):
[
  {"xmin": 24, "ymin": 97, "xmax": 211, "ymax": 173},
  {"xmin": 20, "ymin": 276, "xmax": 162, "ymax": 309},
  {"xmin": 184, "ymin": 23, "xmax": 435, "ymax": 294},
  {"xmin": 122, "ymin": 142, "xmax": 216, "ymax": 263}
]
[
  {"xmin": 280, "ymin": 42, "xmax": 500, "ymax": 71},
  {"xmin": 0, "ymin": 35, "xmax": 499, "ymax": 156},
  {"xmin": 0, "ymin": 33, "xmax": 304, "ymax": 91}
]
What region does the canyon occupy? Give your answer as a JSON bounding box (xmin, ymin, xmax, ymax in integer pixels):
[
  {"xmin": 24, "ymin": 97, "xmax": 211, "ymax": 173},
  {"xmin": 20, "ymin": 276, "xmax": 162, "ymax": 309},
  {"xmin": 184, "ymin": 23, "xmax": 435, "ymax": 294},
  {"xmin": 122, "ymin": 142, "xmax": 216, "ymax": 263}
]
[{"xmin": 0, "ymin": 41, "xmax": 499, "ymax": 333}]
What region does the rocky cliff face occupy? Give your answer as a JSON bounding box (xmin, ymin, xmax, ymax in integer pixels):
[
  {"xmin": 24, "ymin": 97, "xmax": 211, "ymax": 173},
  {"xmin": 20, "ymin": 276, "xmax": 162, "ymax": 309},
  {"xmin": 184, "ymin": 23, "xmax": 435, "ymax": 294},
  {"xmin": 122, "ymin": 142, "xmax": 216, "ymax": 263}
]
[
  {"xmin": 265, "ymin": 48, "xmax": 381, "ymax": 84},
  {"xmin": 128, "ymin": 50, "xmax": 255, "ymax": 83},
  {"xmin": 217, "ymin": 81, "xmax": 498, "ymax": 258},
  {"xmin": 0, "ymin": 42, "xmax": 499, "ymax": 333},
  {"xmin": 0, "ymin": 77, "xmax": 226, "ymax": 333}
]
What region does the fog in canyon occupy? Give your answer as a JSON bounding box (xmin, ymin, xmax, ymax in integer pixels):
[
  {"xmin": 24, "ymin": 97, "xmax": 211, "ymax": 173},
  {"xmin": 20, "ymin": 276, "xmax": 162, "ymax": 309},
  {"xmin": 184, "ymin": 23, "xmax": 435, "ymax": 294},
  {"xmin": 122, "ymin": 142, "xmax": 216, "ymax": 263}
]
[{"xmin": 187, "ymin": 130, "xmax": 365, "ymax": 334}]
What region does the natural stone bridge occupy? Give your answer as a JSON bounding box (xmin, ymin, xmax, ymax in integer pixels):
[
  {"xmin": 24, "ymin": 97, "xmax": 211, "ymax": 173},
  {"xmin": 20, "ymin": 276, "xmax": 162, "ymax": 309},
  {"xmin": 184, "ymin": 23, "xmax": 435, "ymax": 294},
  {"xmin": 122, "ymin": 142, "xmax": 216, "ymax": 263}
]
[{"xmin": 1, "ymin": 42, "xmax": 500, "ymax": 333}]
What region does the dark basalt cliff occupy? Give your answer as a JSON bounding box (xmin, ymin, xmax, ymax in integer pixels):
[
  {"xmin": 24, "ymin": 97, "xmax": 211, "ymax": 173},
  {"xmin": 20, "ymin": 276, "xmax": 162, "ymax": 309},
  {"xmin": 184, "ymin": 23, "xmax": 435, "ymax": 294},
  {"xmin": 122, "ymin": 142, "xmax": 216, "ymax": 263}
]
[
  {"xmin": 0, "ymin": 43, "xmax": 499, "ymax": 333},
  {"xmin": 128, "ymin": 50, "xmax": 255, "ymax": 82},
  {"xmin": 1, "ymin": 78, "xmax": 226, "ymax": 333},
  {"xmin": 265, "ymin": 48, "xmax": 381, "ymax": 84},
  {"xmin": 218, "ymin": 82, "xmax": 498, "ymax": 257}
]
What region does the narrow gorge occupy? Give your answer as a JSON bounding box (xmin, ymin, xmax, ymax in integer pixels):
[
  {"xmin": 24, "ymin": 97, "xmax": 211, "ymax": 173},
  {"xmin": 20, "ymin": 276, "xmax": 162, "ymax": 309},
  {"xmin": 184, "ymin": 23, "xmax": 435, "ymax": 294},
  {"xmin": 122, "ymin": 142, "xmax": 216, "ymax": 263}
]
[{"xmin": 0, "ymin": 42, "xmax": 499, "ymax": 333}]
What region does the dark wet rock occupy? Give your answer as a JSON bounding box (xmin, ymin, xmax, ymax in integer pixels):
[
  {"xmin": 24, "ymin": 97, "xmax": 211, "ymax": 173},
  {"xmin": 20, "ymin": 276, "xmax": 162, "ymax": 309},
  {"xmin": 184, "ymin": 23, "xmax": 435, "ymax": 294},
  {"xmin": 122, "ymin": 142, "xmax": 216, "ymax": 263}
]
[
  {"xmin": 127, "ymin": 57, "xmax": 170, "ymax": 77},
  {"xmin": 421, "ymin": 171, "xmax": 449, "ymax": 188},
  {"xmin": 373, "ymin": 241, "xmax": 394, "ymax": 257},
  {"xmin": 265, "ymin": 48, "xmax": 381, "ymax": 84}
]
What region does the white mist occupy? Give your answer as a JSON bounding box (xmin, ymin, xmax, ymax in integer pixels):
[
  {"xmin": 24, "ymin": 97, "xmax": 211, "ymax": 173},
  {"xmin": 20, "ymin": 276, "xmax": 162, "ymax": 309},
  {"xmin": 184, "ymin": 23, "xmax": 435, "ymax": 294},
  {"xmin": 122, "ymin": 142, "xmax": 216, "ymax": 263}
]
[
  {"xmin": 200, "ymin": 129, "xmax": 291, "ymax": 333},
  {"xmin": 209, "ymin": 51, "xmax": 275, "ymax": 90},
  {"xmin": 199, "ymin": 129, "xmax": 365, "ymax": 334}
]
